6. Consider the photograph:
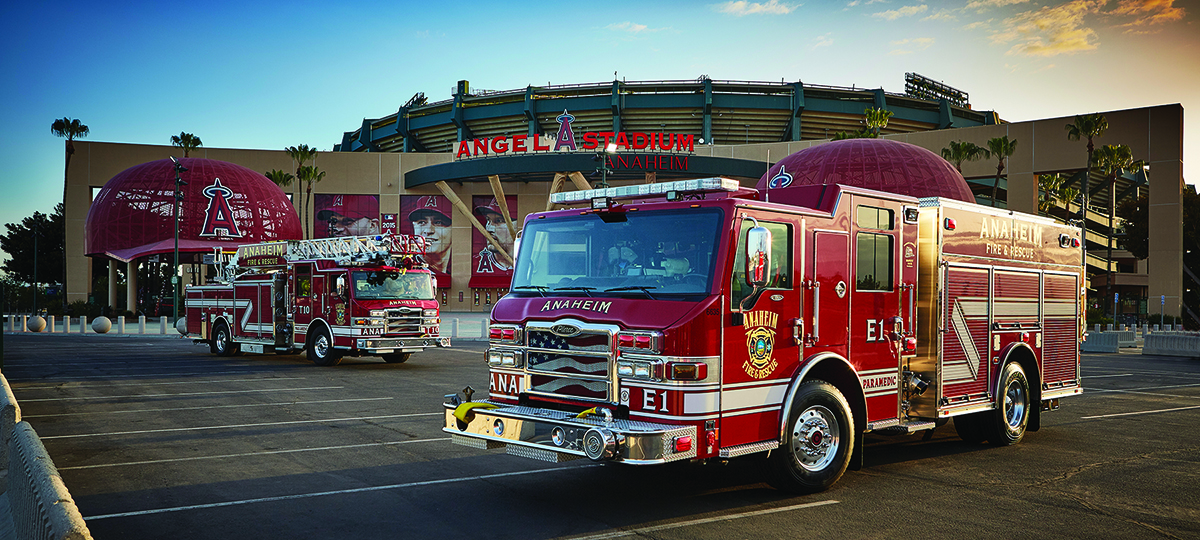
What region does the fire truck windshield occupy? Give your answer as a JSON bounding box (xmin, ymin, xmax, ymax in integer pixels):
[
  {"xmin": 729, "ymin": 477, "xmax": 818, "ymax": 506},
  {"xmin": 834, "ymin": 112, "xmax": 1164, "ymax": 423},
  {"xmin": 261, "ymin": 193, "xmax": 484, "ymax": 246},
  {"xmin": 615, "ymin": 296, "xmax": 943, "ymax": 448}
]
[
  {"xmin": 511, "ymin": 208, "xmax": 722, "ymax": 298},
  {"xmin": 351, "ymin": 271, "xmax": 435, "ymax": 300}
]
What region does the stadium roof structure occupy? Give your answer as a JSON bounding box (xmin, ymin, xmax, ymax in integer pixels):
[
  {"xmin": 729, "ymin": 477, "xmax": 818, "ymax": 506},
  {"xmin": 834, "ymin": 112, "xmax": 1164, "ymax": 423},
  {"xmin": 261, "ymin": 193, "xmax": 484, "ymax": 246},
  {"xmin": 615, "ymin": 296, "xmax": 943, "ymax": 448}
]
[{"xmin": 334, "ymin": 77, "xmax": 1000, "ymax": 154}]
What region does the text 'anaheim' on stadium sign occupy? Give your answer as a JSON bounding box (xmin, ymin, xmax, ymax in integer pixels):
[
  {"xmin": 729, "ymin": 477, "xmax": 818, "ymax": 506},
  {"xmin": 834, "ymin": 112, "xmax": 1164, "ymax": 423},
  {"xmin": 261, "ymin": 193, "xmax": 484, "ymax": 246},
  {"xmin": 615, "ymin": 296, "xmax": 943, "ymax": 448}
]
[{"xmin": 455, "ymin": 109, "xmax": 695, "ymax": 160}]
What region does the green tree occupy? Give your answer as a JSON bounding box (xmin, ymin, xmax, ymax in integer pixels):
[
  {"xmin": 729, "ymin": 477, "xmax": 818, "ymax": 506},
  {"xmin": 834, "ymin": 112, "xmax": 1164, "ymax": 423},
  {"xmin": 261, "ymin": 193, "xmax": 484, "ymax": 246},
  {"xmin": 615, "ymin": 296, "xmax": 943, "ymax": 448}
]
[
  {"xmin": 1117, "ymin": 188, "xmax": 1200, "ymax": 328},
  {"xmin": 1037, "ymin": 173, "xmax": 1079, "ymax": 215},
  {"xmin": 940, "ymin": 140, "xmax": 988, "ymax": 174},
  {"xmin": 264, "ymin": 169, "xmax": 295, "ymax": 189},
  {"xmin": 862, "ymin": 107, "xmax": 893, "ymax": 137},
  {"xmin": 986, "ymin": 136, "xmax": 1017, "ymax": 207},
  {"xmin": 1, "ymin": 205, "xmax": 65, "ymax": 311},
  {"xmin": 1065, "ymin": 113, "xmax": 1108, "ymax": 217},
  {"xmin": 285, "ymin": 145, "xmax": 319, "ymax": 237},
  {"xmin": 170, "ymin": 132, "xmax": 203, "ymax": 157},
  {"xmin": 296, "ymin": 165, "xmax": 326, "ymax": 239}
]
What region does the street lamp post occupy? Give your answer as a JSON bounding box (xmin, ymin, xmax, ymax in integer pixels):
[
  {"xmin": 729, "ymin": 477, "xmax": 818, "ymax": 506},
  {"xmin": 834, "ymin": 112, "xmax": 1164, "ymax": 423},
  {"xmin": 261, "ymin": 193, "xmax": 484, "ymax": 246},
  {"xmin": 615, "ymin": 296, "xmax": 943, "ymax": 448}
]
[
  {"xmin": 593, "ymin": 142, "xmax": 618, "ymax": 189},
  {"xmin": 31, "ymin": 212, "xmax": 39, "ymax": 315},
  {"xmin": 170, "ymin": 157, "xmax": 188, "ymax": 324}
]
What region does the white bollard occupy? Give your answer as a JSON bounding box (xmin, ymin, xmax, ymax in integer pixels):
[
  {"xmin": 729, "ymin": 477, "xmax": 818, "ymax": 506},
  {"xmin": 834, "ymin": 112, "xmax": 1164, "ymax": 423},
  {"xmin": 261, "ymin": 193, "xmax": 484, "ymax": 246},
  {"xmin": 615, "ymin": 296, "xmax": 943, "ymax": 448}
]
[
  {"xmin": 81, "ymin": 316, "xmax": 89, "ymax": 334},
  {"xmin": 118, "ymin": 316, "xmax": 126, "ymax": 334},
  {"xmin": 452, "ymin": 318, "xmax": 460, "ymax": 338},
  {"xmin": 160, "ymin": 317, "xmax": 168, "ymax": 334},
  {"xmin": 21, "ymin": 315, "xmax": 27, "ymax": 332},
  {"xmin": 47, "ymin": 315, "xmax": 56, "ymax": 333},
  {"xmin": 138, "ymin": 315, "xmax": 146, "ymax": 334}
]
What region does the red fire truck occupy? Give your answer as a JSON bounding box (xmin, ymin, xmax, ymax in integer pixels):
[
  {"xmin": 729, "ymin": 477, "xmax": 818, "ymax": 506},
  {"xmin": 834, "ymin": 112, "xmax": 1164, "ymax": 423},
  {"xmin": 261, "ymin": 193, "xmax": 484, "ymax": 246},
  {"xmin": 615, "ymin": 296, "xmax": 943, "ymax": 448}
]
[
  {"xmin": 444, "ymin": 177, "xmax": 1083, "ymax": 493},
  {"xmin": 185, "ymin": 234, "xmax": 449, "ymax": 366}
]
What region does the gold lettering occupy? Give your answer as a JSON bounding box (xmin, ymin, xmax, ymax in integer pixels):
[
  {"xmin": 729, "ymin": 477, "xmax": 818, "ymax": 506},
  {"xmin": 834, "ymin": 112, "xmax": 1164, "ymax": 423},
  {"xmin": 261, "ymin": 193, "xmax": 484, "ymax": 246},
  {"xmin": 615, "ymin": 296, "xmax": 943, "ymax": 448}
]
[
  {"xmin": 582, "ymin": 301, "xmax": 593, "ymax": 311},
  {"xmin": 597, "ymin": 301, "xmax": 612, "ymax": 313},
  {"xmin": 979, "ymin": 219, "xmax": 989, "ymax": 239}
]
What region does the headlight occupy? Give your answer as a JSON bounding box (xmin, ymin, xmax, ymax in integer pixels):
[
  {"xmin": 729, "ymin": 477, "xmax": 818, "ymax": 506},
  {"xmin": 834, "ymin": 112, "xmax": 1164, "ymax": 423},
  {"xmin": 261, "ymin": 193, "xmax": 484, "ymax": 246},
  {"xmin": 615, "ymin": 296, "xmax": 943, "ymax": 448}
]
[
  {"xmin": 501, "ymin": 351, "xmax": 516, "ymax": 367},
  {"xmin": 487, "ymin": 350, "xmax": 503, "ymax": 366},
  {"xmin": 370, "ymin": 310, "xmax": 386, "ymax": 317},
  {"xmin": 633, "ymin": 363, "xmax": 651, "ymax": 378},
  {"xmin": 617, "ymin": 362, "xmax": 634, "ymax": 377},
  {"xmin": 423, "ymin": 309, "xmax": 438, "ymax": 317}
]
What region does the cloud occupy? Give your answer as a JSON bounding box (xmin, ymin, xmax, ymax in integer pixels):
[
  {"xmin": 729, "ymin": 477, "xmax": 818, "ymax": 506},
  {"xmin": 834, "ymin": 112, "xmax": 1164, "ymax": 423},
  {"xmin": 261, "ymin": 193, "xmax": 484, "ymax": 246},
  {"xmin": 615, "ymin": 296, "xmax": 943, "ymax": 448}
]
[
  {"xmin": 606, "ymin": 21, "xmax": 664, "ymax": 33},
  {"xmin": 1108, "ymin": 0, "xmax": 1186, "ymax": 32},
  {"xmin": 888, "ymin": 49, "xmax": 914, "ymax": 55},
  {"xmin": 962, "ymin": 18, "xmax": 993, "ymax": 30},
  {"xmin": 922, "ymin": 9, "xmax": 957, "ymax": 21},
  {"xmin": 812, "ymin": 32, "xmax": 834, "ymax": 49},
  {"xmin": 889, "ymin": 37, "xmax": 934, "ymax": 55},
  {"xmin": 990, "ymin": 0, "xmax": 1104, "ymax": 56},
  {"xmin": 872, "ymin": 4, "xmax": 927, "ymax": 20},
  {"xmin": 715, "ymin": 0, "xmax": 799, "ymax": 16},
  {"xmin": 965, "ymin": 0, "xmax": 1031, "ymax": 12}
]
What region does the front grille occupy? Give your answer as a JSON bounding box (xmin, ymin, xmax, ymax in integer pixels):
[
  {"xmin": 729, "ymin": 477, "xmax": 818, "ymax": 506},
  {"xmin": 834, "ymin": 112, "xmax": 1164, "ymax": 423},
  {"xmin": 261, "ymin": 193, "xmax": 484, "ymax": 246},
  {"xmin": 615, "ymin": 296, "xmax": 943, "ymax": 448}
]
[
  {"xmin": 385, "ymin": 307, "xmax": 424, "ymax": 335},
  {"xmin": 525, "ymin": 327, "xmax": 613, "ymax": 401}
]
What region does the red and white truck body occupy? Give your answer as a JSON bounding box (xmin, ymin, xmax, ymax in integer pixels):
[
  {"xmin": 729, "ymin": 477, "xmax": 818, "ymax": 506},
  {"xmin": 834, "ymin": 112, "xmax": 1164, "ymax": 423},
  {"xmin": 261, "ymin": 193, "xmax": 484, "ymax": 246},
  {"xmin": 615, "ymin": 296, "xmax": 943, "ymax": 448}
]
[
  {"xmin": 185, "ymin": 234, "xmax": 449, "ymax": 366},
  {"xmin": 443, "ymin": 178, "xmax": 1083, "ymax": 492}
]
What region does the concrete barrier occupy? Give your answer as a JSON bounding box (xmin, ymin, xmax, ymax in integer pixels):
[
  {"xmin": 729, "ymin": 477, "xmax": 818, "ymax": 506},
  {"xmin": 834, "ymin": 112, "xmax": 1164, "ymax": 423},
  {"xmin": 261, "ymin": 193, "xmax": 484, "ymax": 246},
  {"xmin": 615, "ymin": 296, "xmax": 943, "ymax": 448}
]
[
  {"xmin": 1, "ymin": 375, "xmax": 93, "ymax": 540},
  {"xmin": 1081, "ymin": 332, "xmax": 1119, "ymax": 353},
  {"xmin": 1143, "ymin": 334, "xmax": 1200, "ymax": 358},
  {"xmin": 1110, "ymin": 331, "xmax": 1137, "ymax": 348}
]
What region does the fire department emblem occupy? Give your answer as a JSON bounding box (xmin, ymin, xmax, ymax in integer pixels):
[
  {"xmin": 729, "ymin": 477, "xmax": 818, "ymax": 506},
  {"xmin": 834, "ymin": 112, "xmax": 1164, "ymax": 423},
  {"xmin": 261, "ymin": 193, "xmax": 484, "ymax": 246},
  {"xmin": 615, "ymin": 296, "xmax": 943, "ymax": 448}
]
[
  {"xmin": 743, "ymin": 310, "xmax": 779, "ymax": 379},
  {"xmin": 335, "ymin": 303, "xmax": 347, "ymax": 326}
]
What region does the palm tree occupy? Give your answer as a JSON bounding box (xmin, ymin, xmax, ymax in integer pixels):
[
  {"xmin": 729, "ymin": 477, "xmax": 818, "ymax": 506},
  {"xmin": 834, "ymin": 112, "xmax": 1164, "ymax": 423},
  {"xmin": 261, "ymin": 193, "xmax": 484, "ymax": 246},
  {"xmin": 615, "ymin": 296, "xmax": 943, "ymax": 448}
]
[
  {"xmin": 1065, "ymin": 113, "xmax": 1108, "ymax": 218},
  {"xmin": 51, "ymin": 117, "xmax": 88, "ymax": 309},
  {"xmin": 285, "ymin": 145, "xmax": 319, "ymax": 237},
  {"xmin": 986, "ymin": 136, "xmax": 1017, "ymax": 207},
  {"xmin": 862, "ymin": 107, "xmax": 893, "ymax": 137},
  {"xmin": 265, "ymin": 169, "xmax": 294, "ymax": 189},
  {"xmin": 1093, "ymin": 143, "xmax": 1145, "ymax": 316},
  {"xmin": 940, "ymin": 140, "xmax": 989, "ymax": 174},
  {"xmin": 296, "ymin": 165, "xmax": 326, "ymax": 239},
  {"xmin": 170, "ymin": 132, "xmax": 203, "ymax": 157}
]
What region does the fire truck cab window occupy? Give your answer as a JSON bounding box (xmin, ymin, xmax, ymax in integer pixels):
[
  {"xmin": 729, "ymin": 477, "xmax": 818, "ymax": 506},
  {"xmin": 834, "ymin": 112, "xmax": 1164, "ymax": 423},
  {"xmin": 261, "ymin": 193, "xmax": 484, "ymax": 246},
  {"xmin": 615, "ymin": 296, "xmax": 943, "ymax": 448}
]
[
  {"xmin": 856, "ymin": 233, "xmax": 893, "ymax": 291},
  {"xmin": 731, "ymin": 221, "xmax": 792, "ymax": 310},
  {"xmin": 856, "ymin": 206, "xmax": 894, "ymax": 230},
  {"xmin": 351, "ymin": 271, "xmax": 435, "ymax": 300},
  {"xmin": 295, "ymin": 266, "xmax": 312, "ymax": 298},
  {"xmin": 510, "ymin": 208, "xmax": 722, "ymax": 298}
]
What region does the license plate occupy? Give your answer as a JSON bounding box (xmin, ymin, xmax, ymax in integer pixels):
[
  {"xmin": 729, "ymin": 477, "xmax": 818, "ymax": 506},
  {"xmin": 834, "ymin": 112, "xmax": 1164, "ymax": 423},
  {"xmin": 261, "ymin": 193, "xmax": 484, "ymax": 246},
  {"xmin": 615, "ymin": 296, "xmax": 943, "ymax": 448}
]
[{"xmin": 243, "ymin": 343, "xmax": 264, "ymax": 354}]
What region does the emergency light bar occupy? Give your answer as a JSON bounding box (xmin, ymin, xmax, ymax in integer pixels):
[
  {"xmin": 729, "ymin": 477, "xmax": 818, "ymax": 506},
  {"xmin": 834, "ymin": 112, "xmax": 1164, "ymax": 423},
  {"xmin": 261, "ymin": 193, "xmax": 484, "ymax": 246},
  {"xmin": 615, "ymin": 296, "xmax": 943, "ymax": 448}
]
[{"xmin": 550, "ymin": 177, "xmax": 743, "ymax": 205}]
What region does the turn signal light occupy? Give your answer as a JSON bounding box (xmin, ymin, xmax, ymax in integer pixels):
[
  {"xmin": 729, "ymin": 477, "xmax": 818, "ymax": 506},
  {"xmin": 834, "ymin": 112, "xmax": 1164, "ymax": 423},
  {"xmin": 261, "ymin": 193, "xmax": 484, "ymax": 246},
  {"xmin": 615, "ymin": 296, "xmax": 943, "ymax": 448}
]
[
  {"xmin": 902, "ymin": 337, "xmax": 917, "ymax": 354},
  {"xmin": 673, "ymin": 435, "xmax": 692, "ymax": 453},
  {"xmin": 666, "ymin": 362, "xmax": 707, "ymax": 381}
]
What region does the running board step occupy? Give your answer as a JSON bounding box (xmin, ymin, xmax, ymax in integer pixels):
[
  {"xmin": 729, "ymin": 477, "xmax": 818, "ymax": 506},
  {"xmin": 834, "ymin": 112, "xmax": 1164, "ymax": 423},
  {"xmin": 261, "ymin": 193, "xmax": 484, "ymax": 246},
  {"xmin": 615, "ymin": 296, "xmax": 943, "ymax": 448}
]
[{"xmin": 869, "ymin": 419, "xmax": 938, "ymax": 435}]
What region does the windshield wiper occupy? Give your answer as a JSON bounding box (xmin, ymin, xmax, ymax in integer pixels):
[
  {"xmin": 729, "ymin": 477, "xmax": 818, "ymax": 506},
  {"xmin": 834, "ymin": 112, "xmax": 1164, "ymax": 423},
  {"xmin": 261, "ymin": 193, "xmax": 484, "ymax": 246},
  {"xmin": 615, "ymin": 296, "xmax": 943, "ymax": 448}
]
[
  {"xmin": 552, "ymin": 286, "xmax": 596, "ymax": 297},
  {"xmin": 512, "ymin": 285, "xmax": 549, "ymax": 297},
  {"xmin": 604, "ymin": 286, "xmax": 657, "ymax": 299}
]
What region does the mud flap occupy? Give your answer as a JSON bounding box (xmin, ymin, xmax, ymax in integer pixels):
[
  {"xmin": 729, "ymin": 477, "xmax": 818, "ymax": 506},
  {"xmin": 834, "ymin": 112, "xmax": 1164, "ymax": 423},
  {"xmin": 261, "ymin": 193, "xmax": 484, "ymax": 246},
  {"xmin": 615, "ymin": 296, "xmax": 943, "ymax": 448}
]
[{"xmin": 1028, "ymin": 404, "xmax": 1041, "ymax": 432}]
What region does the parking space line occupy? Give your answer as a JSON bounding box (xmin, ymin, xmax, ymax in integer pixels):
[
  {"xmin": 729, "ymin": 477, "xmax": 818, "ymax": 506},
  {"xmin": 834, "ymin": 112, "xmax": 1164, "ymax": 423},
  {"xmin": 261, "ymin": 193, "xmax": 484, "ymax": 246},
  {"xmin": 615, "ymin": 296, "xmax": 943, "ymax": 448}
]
[
  {"xmin": 40, "ymin": 412, "xmax": 441, "ymax": 439},
  {"xmin": 22, "ymin": 397, "xmax": 394, "ymax": 418},
  {"xmin": 3, "ymin": 359, "xmax": 251, "ymax": 367},
  {"xmin": 1084, "ymin": 374, "xmax": 1133, "ymax": 378},
  {"xmin": 19, "ymin": 386, "xmax": 346, "ymax": 403},
  {"xmin": 60, "ymin": 437, "xmax": 444, "ymax": 470},
  {"xmin": 82, "ymin": 465, "xmax": 602, "ymax": 521},
  {"xmin": 567, "ymin": 500, "xmax": 841, "ymax": 540},
  {"xmin": 1081, "ymin": 404, "xmax": 1200, "ymax": 419},
  {"xmin": 1085, "ymin": 368, "xmax": 1200, "ymax": 378},
  {"xmin": 14, "ymin": 377, "xmax": 308, "ymax": 390},
  {"xmin": 6, "ymin": 370, "xmax": 280, "ymax": 382}
]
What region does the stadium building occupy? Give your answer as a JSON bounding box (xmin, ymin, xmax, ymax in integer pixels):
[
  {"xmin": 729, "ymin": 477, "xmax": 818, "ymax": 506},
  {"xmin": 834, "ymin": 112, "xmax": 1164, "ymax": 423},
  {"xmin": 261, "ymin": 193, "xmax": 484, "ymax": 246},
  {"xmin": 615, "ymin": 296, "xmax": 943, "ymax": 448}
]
[{"xmin": 63, "ymin": 75, "xmax": 1187, "ymax": 320}]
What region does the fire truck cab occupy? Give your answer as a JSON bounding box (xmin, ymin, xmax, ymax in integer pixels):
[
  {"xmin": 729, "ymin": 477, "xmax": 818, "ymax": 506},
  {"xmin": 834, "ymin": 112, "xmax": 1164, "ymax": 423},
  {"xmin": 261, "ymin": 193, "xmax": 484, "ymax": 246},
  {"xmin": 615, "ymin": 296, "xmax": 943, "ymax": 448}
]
[
  {"xmin": 444, "ymin": 178, "xmax": 1083, "ymax": 493},
  {"xmin": 185, "ymin": 234, "xmax": 449, "ymax": 366}
]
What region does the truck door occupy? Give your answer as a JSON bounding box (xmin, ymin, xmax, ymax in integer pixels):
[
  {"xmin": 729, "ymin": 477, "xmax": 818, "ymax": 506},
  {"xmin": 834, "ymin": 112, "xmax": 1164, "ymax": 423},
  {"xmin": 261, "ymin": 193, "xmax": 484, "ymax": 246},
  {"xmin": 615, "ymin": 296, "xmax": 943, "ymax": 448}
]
[
  {"xmin": 722, "ymin": 214, "xmax": 799, "ymax": 447},
  {"xmin": 810, "ymin": 231, "xmax": 849, "ymax": 349},
  {"xmin": 293, "ymin": 264, "xmax": 314, "ymax": 340},
  {"xmin": 848, "ymin": 200, "xmax": 906, "ymax": 422}
]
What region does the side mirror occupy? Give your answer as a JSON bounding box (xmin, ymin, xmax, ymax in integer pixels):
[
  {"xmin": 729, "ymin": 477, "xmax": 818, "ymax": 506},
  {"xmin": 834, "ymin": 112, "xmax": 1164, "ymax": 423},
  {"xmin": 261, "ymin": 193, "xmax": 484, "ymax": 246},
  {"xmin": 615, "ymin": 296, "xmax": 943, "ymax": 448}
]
[
  {"xmin": 336, "ymin": 276, "xmax": 347, "ymax": 299},
  {"xmin": 744, "ymin": 219, "xmax": 772, "ymax": 288}
]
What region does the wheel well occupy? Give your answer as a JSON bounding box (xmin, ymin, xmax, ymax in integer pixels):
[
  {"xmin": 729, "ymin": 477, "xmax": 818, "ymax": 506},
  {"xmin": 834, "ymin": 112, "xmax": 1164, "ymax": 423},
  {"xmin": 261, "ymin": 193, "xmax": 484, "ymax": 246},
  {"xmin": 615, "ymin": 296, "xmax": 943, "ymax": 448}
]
[
  {"xmin": 1003, "ymin": 344, "xmax": 1041, "ymax": 431},
  {"xmin": 306, "ymin": 320, "xmax": 331, "ymax": 347},
  {"xmin": 800, "ymin": 357, "xmax": 867, "ymax": 435}
]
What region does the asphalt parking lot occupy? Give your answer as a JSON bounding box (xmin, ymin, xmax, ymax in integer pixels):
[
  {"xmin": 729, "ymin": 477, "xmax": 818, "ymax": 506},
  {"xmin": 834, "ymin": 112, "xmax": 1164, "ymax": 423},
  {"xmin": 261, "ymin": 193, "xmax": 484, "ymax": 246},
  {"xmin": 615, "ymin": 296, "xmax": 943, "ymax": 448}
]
[{"xmin": 2, "ymin": 333, "xmax": 1198, "ymax": 539}]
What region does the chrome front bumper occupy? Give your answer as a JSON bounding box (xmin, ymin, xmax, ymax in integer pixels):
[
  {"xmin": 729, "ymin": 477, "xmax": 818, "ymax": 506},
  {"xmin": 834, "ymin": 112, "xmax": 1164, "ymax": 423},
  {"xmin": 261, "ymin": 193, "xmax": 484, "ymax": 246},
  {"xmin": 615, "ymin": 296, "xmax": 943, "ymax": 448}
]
[
  {"xmin": 357, "ymin": 336, "xmax": 451, "ymax": 354},
  {"xmin": 443, "ymin": 401, "xmax": 697, "ymax": 465}
]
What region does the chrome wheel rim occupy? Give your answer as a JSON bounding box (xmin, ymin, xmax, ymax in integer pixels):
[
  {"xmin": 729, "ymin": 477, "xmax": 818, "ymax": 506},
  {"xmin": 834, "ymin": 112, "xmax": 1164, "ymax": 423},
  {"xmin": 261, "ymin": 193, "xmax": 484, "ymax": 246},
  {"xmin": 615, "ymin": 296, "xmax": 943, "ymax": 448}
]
[
  {"xmin": 314, "ymin": 335, "xmax": 330, "ymax": 358},
  {"xmin": 215, "ymin": 329, "xmax": 227, "ymax": 352},
  {"xmin": 790, "ymin": 405, "xmax": 840, "ymax": 471},
  {"xmin": 1004, "ymin": 379, "xmax": 1027, "ymax": 429}
]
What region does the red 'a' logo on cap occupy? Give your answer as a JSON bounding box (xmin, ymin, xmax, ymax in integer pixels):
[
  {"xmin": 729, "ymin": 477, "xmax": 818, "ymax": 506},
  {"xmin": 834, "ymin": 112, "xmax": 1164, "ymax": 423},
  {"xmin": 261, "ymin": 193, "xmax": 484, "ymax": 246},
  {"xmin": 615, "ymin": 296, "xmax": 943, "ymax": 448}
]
[{"xmin": 199, "ymin": 178, "xmax": 243, "ymax": 238}]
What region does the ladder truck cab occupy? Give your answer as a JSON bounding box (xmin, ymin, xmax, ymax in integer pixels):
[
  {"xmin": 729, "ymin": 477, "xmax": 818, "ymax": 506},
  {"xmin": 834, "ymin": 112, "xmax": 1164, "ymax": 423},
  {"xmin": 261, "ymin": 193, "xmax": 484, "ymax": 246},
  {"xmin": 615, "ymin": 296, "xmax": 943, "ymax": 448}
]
[
  {"xmin": 185, "ymin": 234, "xmax": 450, "ymax": 366},
  {"xmin": 443, "ymin": 177, "xmax": 1084, "ymax": 493}
]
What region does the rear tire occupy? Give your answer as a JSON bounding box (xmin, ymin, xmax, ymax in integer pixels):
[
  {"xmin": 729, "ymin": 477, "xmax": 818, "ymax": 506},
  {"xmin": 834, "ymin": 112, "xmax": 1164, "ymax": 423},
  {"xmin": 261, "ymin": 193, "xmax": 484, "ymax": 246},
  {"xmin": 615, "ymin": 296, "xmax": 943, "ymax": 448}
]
[
  {"xmin": 211, "ymin": 322, "xmax": 237, "ymax": 357},
  {"xmin": 307, "ymin": 327, "xmax": 343, "ymax": 366},
  {"xmin": 985, "ymin": 362, "xmax": 1030, "ymax": 446},
  {"xmin": 382, "ymin": 353, "xmax": 412, "ymax": 364},
  {"xmin": 763, "ymin": 380, "xmax": 855, "ymax": 494}
]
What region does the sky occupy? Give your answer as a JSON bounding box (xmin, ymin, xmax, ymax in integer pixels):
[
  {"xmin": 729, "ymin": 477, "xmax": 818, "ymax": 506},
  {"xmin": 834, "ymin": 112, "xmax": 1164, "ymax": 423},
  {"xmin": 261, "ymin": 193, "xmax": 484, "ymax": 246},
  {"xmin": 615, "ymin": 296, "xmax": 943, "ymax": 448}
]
[{"xmin": 1, "ymin": 0, "xmax": 1197, "ymax": 240}]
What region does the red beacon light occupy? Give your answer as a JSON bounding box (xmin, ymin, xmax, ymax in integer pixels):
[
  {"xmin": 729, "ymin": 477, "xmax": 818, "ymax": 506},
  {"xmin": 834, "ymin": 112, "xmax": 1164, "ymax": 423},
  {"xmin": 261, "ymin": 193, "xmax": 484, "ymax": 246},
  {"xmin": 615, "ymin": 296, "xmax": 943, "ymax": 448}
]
[{"xmin": 944, "ymin": 218, "xmax": 957, "ymax": 230}]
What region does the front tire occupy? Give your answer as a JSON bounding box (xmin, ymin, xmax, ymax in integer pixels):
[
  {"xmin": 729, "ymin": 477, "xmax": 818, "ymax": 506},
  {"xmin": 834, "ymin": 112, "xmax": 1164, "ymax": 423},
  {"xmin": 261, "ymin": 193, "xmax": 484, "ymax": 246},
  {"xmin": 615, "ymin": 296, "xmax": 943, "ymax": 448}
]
[
  {"xmin": 382, "ymin": 352, "xmax": 412, "ymax": 364},
  {"xmin": 985, "ymin": 362, "xmax": 1030, "ymax": 446},
  {"xmin": 764, "ymin": 380, "xmax": 855, "ymax": 494},
  {"xmin": 211, "ymin": 322, "xmax": 237, "ymax": 357},
  {"xmin": 307, "ymin": 327, "xmax": 343, "ymax": 366}
]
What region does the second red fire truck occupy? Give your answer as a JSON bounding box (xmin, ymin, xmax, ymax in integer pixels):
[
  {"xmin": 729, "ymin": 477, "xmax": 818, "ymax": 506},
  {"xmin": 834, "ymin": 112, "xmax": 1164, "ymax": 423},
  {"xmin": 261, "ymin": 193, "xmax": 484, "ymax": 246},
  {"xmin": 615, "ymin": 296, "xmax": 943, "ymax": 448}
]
[
  {"xmin": 444, "ymin": 177, "xmax": 1083, "ymax": 493},
  {"xmin": 185, "ymin": 234, "xmax": 449, "ymax": 366}
]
